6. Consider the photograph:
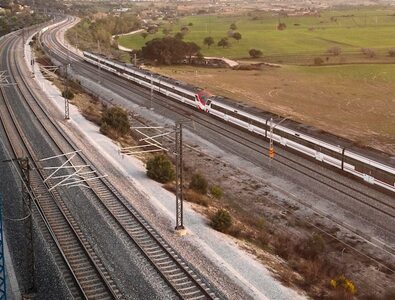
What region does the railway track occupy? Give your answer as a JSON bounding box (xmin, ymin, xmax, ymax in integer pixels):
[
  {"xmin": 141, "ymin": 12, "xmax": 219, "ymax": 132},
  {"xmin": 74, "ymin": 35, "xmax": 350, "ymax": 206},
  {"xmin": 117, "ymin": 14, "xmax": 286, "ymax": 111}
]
[
  {"xmin": 42, "ymin": 18, "xmax": 394, "ymax": 213},
  {"xmin": 40, "ymin": 18, "xmax": 395, "ymax": 266},
  {"xmin": 0, "ymin": 34, "xmax": 121, "ymax": 300},
  {"xmin": 42, "ymin": 20, "xmax": 395, "ymax": 217},
  {"xmin": 5, "ymin": 22, "xmax": 220, "ymax": 300}
]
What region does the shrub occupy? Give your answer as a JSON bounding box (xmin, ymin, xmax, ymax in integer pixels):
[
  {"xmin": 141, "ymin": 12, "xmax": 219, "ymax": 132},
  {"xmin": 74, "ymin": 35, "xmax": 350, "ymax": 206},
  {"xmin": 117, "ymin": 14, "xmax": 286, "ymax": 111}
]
[
  {"xmin": 277, "ymin": 22, "xmax": 287, "ymax": 30},
  {"xmin": 100, "ymin": 106, "xmax": 129, "ymax": 137},
  {"xmin": 249, "ymin": 48, "xmax": 263, "ymax": 58},
  {"xmin": 330, "ymin": 275, "xmax": 357, "ymax": 295},
  {"xmin": 62, "ymin": 88, "xmax": 74, "ymax": 100},
  {"xmin": 189, "ymin": 173, "xmax": 208, "ymax": 194},
  {"xmin": 146, "ymin": 154, "xmax": 175, "ymax": 183},
  {"xmin": 210, "ymin": 185, "xmax": 223, "ymax": 199},
  {"xmin": 327, "ymin": 46, "xmax": 342, "ymax": 56},
  {"xmin": 210, "ymin": 209, "xmax": 232, "ymax": 232},
  {"xmin": 185, "ymin": 189, "xmax": 209, "ymax": 206},
  {"xmin": 361, "ymin": 48, "xmax": 376, "ymax": 58},
  {"xmin": 274, "ymin": 235, "xmax": 295, "ymax": 259},
  {"xmin": 297, "ymin": 233, "xmax": 325, "ymax": 259},
  {"xmin": 389, "ymin": 48, "xmax": 395, "ymax": 57},
  {"xmin": 314, "ymin": 57, "xmax": 324, "ymax": 66},
  {"xmin": 230, "ymin": 23, "xmax": 237, "ymax": 30}
]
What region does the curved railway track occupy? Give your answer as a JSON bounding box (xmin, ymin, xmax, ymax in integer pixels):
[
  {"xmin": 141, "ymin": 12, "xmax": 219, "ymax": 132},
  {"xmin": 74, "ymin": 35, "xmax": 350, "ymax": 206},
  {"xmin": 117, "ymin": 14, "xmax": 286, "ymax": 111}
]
[
  {"xmin": 4, "ymin": 22, "xmax": 220, "ymax": 300},
  {"xmin": 40, "ymin": 18, "xmax": 395, "ymax": 266},
  {"xmin": 42, "ymin": 18, "xmax": 394, "ymax": 216},
  {"xmin": 0, "ymin": 33, "xmax": 121, "ymax": 300}
]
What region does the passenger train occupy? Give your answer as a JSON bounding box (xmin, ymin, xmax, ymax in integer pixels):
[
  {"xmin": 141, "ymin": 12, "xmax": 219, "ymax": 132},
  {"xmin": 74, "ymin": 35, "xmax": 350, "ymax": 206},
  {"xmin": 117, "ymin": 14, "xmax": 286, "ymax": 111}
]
[{"xmin": 82, "ymin": 51, "xmax": 395, "ymax": 194}]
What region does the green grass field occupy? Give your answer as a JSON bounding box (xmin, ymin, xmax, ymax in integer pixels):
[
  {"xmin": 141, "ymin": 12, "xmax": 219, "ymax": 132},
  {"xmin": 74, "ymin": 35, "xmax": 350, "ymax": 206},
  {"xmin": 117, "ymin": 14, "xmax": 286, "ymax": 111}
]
[
  {"xmin": 117, "ymin": 7, "xmax": 395, "ymax": 153},
  {"xmin": 119, "ymin": 7, "xmax": 395, "ymax": 63}
]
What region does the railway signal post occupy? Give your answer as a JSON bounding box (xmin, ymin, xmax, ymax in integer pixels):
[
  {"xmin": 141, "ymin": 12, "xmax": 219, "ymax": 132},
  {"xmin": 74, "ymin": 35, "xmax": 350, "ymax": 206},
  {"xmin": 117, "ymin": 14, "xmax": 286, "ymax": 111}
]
[{"xmin": 268, "ymin": 116, "xmax": 289, "ymax": 159}]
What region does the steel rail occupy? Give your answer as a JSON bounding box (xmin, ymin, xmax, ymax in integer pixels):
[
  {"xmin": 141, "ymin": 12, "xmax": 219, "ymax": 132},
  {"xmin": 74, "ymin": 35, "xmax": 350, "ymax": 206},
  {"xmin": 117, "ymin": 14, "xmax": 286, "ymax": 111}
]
[
  {"xmin": 44, "ymin": 24, "xmax": 395, "ymax": 218},
  {"xmin": 15, "ymin": 18, "xmax": 220, "ymax": 300},
  {"xmin": 2, "ymin": 30, "xmax": 123, "ymax": 300}
]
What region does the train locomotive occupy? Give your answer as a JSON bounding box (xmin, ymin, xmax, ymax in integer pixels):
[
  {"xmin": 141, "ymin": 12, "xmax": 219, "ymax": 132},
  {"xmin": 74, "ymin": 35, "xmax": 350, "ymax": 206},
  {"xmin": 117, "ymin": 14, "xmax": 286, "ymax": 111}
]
[{"xmin": 82, "ymin": 51, "xmax": 395, "ymax": 194}]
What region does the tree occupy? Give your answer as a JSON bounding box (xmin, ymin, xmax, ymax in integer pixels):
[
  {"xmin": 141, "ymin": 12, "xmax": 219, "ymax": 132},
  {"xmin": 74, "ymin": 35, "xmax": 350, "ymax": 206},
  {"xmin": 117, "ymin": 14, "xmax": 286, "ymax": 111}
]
[
  {"xmin": 180, "ymin": 26, "xmax": 189, "ymax": 34},
  {"xmin": 141, "ymin": 32, "xmax": 148, "ymax": 39},
  {"xmin": 227, "ymin": 30, "xmax": 235, "ymax": 38},
  {"xmin": 188, "ymin": 22, "xmax": 193, "ymax": 26},
  {"xmin": 230, "ymin": 23, "xmax": 237, "ymax": 30},
  {"xmin": 196, "ymin": 52, "xmax": 204, "ymax": 61},
  {"xmin": 185, "ymin": 42, "xmax": 201, "ymax": 62},
  {"xmin": 389, "ymin": 48, "xmax": 395, "ymax": 57},
  {"xmin": 249, "ymin": 49, "xmax": 263, "ymax": 58},
  {"xmin": 327, "ymin": 46, "xmax": 341, "ymax": 56},
  {"xmin": 217, "ymin": 37, "xmax": 230, "ymax": 48},
  {"xmin": 203, "ymin": 36, "xmax": 214, "ymax": 48},
  {"xmin": 277, "ymin": 22, "xmax": 287, "ymax": 30},
  {"xmin": 232, "ymin": 32, "xmax": 242, "ymax": 42},
  {"xmin": 174, "ymin": 32, "xmax": 184, "ymax": 40},
  {"xmin": 162, "ymin": 28, "xmax": 172, "ymax": 36},
  {"xmin": 147, "ymin": 26, "xmax": 158, "ymax": 34},
  {"xmin": 142, "ymin": 37, "xmax": 199, "ymax": 65},
  {"xmin": 62, "ymin": 88, "xmax": 74, "ymax": 100},
  {"xmin": 146, "ymin": 154, "xmax": 175, "ymax": 183}
]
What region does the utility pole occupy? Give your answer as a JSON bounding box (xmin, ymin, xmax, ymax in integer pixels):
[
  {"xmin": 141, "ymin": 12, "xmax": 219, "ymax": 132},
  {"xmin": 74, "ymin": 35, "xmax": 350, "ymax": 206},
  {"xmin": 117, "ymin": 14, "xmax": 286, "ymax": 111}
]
[
  {"xmin": 97, "ymin": 40, "xmax": 101, "ymax": 84},
  {"xmin": 175, "ymin": 122, "xmax": 184, "ymax": 231},
  {"xmin": 64, "ymin": 51, "xmax": 70, "ymax": 120},
  {"xmin": 22, "ymin": 28, "xmax": 25, "ymax": 58},
  {"xmin": 133, "ymin": 53, "xmax": 137, "ymax": 66}
]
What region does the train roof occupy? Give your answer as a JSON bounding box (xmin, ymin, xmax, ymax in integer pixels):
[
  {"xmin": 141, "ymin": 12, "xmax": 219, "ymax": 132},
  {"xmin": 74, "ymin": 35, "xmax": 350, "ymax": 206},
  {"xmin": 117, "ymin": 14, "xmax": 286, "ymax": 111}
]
[
  {"xmin": 85, "ymin": 52, "xmax": 201, "ymax": 94},
  {"xmin": 211, "ymin": 95, "xmax": 395, "ymax": 167},
  {"xmin": 85, "ymin": 52, "xmax": 394, "ymax": 168}
]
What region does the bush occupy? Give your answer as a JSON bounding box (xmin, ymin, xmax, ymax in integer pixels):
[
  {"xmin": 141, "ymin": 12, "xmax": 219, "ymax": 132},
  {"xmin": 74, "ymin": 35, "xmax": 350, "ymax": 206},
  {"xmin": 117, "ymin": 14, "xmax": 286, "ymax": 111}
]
[
  {"xmin": 277, "ymin": 22, "xmax": 287, "ymax": 30},
  {"xmin": 100, "ymin": 106, "xmax": 129, "ymax": 137},
  {"xmin": 210, "ymin": 185, "xmax": 223, "ymax": 199},
  {"xmin": 189, "ymin": 173, "xmax": 208, "ymax": 194},
  {"xmin": 330, "ymin": 275, "xmax": 357, "ymax": 295},
  {"xmin": 185, "ymin": 189, "xmax": 209, "ymax": 206},
  {"xmin": 146, "ymin": 154, "xmax": 175, "ymax": 183},
  {"xmin": 361, "ymin": 48, "xmax": 376, "ymax": 58},
  {"xmin": 249, "ymin": 48, "xmax": 263, "ymax": 58},
  {"xmin": 274, "ymin": 235, "xmax": 295, "ymax": 259},
  {"xmin": 210, "ymin": 209, "xmax": 232, "ymax": 232},
  {"xmin": 297, "ymin": 233, "xmax": 325, "ymax": 259},
  {"xmin": 62, "ymin": 89, "xmax": 74, "ymax": 100},
  {"xmin": 327, "ymin": 46, "xmax": 342, "ymax": 56},
  {"xmin": 314, "ymin": 57, "xmax": 324, "ymax": 66}
]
